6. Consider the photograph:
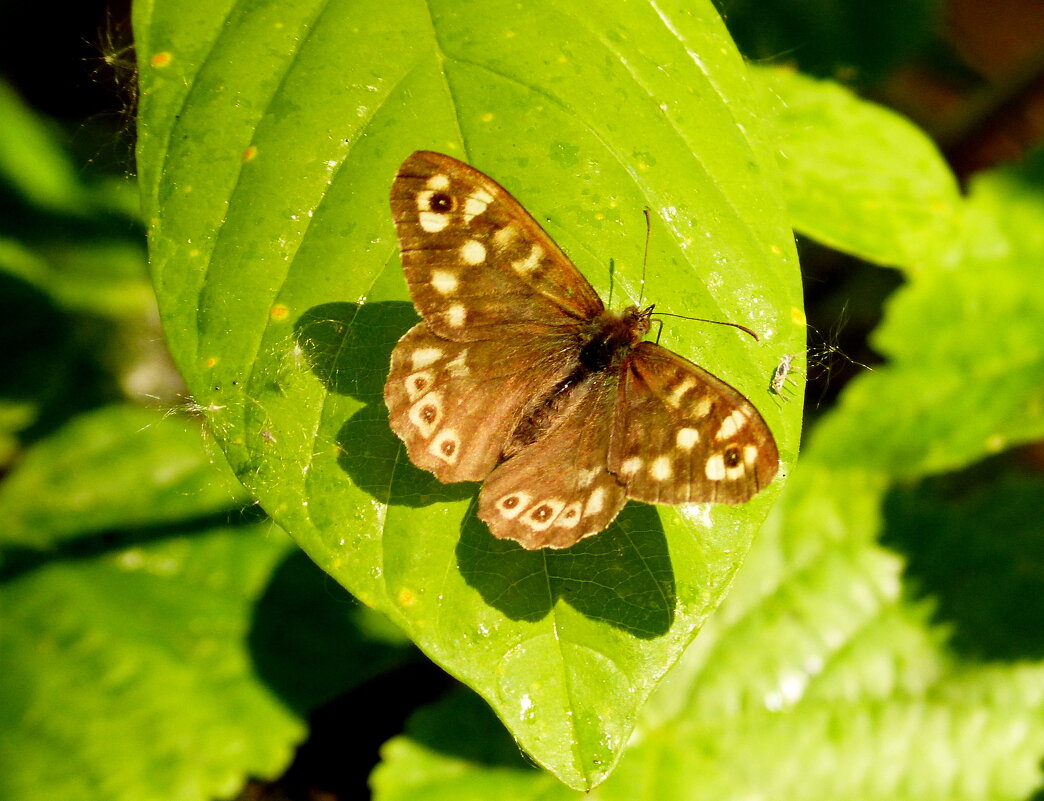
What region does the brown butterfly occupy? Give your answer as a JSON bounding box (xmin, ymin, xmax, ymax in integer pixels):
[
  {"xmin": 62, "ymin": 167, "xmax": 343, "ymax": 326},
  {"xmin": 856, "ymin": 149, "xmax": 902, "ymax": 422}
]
[{"xmin": 384, "ymin": 151, "xmax": 778, "ymax": 549}]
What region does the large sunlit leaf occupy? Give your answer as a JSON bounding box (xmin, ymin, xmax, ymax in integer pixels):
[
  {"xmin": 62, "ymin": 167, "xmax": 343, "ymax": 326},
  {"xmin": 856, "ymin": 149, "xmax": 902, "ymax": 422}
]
[
  {"xmin": 134, "ymin": 0, "xmax": 802, "ymax": 787},
  {"xmin": 756, "ymin": 66, "xmax": 962, "ymax": 271}
]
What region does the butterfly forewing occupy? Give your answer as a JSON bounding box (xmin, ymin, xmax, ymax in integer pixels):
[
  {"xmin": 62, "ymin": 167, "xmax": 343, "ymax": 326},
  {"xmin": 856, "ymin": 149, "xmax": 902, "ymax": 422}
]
[
  {"xmin": 610, "ymin": 342, "xmax": 779, "ymax": 505},
  {"xmin": 477, "ymin": 373, "xmax": 628, "ymax": 549},
  {"xmin": 385, "ymin": 322, "xmax": 576, "ymax": 483},
  {"xmin": 390, "ymin": 151, "xmax": 604, "ymax": 341}
]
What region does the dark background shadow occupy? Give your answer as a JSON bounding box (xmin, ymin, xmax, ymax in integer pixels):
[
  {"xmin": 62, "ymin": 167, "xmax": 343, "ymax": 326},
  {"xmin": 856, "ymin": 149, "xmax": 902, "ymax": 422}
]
[
  {"xmin": 249, "ymin": 549, "xmax": 418, "ymax": 715},
  {"xmin": 882, "ymin": 457, "xmax": 1044, "ymax": 661}
]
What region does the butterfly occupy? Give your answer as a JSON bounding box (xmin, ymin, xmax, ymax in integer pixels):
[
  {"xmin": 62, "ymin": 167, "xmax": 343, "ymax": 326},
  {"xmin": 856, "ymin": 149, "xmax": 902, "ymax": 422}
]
[{"xmin": 384, "ymin": 151, "xmax": 779, "ymax": 549}]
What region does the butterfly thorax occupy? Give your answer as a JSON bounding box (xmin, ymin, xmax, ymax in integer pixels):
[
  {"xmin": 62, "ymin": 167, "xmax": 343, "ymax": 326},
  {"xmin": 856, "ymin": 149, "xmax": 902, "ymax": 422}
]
[{"xmin": 578, "ymin": 305, "xmax": 653, "ymax": 372}]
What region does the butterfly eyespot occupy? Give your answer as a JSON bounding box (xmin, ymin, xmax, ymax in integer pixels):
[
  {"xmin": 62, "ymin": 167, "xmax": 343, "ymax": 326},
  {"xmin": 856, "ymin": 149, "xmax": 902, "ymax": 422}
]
[
  {"xmin": 408, "ymin": 393, "xmax": 442, "ymax": 436},
  {"xmin": 723, "ymin": 447, "xmax": 742, "ymax": 467},
  {"xmin": 532, "ymin": 505, "xmax": 554, "ymax": 522},
  {"xmin": 497, "ymin": 492, "xmax": 531, "ymax": 520},
  {"xmin": 428, "ymin": 430, "xmax": 461, "ymax": 464},
  {"xmin": 523, "ymin": 499, "xmax": 564, "ymax": 530},
  {"xmin": 429, "ymin": 192, "xmax": 453, "ymax": 212}
]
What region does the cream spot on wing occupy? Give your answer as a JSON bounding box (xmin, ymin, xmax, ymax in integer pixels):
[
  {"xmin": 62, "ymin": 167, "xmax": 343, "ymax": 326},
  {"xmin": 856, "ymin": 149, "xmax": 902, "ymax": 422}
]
[
  {"xmin": 744, "ymin": 445, "xmax": 759, "ymax": 466},
  {"xmin": 463, "ymin": 189, "xmax": 494, "ymax": 223},
  {"xmin": 415, "ymin": 190, "xmax": 434, "ymax": 211},
  {"xmin": 668, "ymin": 378, "xmax": 696, "ymax": 408},
  {"xmin": 676, "ymin": 427, "xmax": 700, "ymax": 450},
  {"xmin": 493, "ymin": 224, "xmax": 519, "ymax": 251},
  {"xmin": 619, "ymin": 457, "xmax": 642, "ymax": 476},
  {"xmin": 446, "ymin": 349, "xmax": 468, "ymax": 378},
  {"xmin": 497, "ymin": 492, "xmax": 530, "ymax": 520},
  {"xmin": 411, "ymin": 348, "xmax": 442, "ymax": 370},
  {"xmin": 726, "ymin": 462, "xmax": 746, "ymax": 480},
  {"xmin": 523, "ymin": 499, "xmax": 564, "ymax": 531},
  {"xmin": 428, "ymin": 429, "xmax": 460, "ymax": 463},
  {"xmin": 419, "ymin": 211, "xmax": 449, "ymax": 233},
  {"xmin": 690, "ymin": 395, "xmax": 712, "ymax": 420},
  {"xmin": 584, "ymin": 487, "xmax": 606, "ymax": 516},
  {"xmin": 431, "ymin": 270, "xmax": 458, "ymax": 295},
  {"xmin": 705, "ymin": 453, "xmax": 726, "ymax": 481},
  {"xmin": 554, "ymin": 502, "xmax": 583, "ymax": 528},
  {"xmin": 716, "ymin": 409, "xmax": 749, "ymax": 440},
  {"xmin": 577, "ymin": 467, "xmax": 601, "ymax": 488},
  {"xmin": 426, "ymin": 174, "xmax": 450, "ymax": 190},
  {"xmin": 446, "ymin": 304, "xmax": 467, "ymax": 327},
  {"xmin": 513, "ymin": 244, "xmax": 544, "ymax": 273},
  {"xmin": 408, "ymin": 393, "xmax": 442, "ymax": 438},
  {"xmin": 404, "ymin": 370, "xmax": 434, "ymax": 401},
  {"xmin": 650, "ymin": 456, "xmax": 673, "ymax": 481},
  {"xmin": 461, "ymin": 239, "xmax": 486, "ymax": 265}
]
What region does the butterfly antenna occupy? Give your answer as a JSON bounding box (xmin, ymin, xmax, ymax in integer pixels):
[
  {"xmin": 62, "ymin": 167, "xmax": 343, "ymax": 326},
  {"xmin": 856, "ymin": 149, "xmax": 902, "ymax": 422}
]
[
  {"xmin": 639, "ymin": 208, "xmax": 652, "ymax": 306},
  {"xmin": 655, "ymin": 312, "xmax": 760, "ymax": 342}
]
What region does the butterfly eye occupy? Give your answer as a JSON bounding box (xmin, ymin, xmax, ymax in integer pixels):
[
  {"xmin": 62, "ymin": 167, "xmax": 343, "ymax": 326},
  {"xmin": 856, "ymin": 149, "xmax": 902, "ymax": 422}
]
[{"xmin": 429, "ymin": 192, "xmax": 454, "ymax": 212}]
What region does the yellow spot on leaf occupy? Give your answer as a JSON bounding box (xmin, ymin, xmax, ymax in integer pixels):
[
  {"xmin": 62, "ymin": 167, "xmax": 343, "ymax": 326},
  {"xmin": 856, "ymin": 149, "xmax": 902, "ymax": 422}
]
[
  {"xmin": 270, "ymin": 304, "xmax": 289, "ymax": 321},
  {"xmin": 242, "ymin": 145, "xmax": 258, "ymax": 162},
  {"xmin": 150, "ymin": 52, "xmax": 173, "ymax": 68}
]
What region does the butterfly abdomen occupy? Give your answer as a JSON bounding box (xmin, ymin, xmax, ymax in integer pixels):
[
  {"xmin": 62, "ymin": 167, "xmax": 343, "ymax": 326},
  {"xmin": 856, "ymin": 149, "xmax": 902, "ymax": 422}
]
[{"xmin": 505, "ymin": 305, "xmax": 652, "ymax": 456}]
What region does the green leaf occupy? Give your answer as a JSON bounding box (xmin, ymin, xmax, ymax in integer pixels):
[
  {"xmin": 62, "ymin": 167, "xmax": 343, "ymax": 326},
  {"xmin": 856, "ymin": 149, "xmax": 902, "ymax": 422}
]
[
  {"xmin": 0, "ymin": 524, "xmax": 413, "ymax": 801},
  {"xmin": 0, "ymin": 405, "xmax": 249, "ymax": 550},
  {"xmin": 135, "ymin": 0, "xmax": 802, "ymax": 788},
  {"xmin": 372, "ymin": 461, "xmax": 1044, "ymax": 801},
  {"xmin": 0, "ymin": 81, "xmax": 90, "ymax": 215},
  {"xmin": 809, "ymin": 152, "xmax": 1044, "ymax": 478},
  {"xmin": 884, "ymin": 466, "xmax": 1044, "ymax": 660},
  {"xmin": 756, "ymin": 66, "xmax": 962, "ymax": 270}
]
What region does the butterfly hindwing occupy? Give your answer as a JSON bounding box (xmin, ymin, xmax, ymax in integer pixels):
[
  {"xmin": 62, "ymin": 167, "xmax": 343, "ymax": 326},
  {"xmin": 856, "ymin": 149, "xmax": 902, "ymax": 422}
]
[
  {"xmin": 610, "ymin": 342, "xmax": 779, "ymax": 505},
  {"xmin": 390, "ymin": 151, "xmax": 604, "ymax": 341},
  {"xmin": 477, "ymin": 373, "xmax": 628, "ymax": 549},
  {"xmin": 385, "ymin": 322, "xmax": 578, "ymax": 483}
]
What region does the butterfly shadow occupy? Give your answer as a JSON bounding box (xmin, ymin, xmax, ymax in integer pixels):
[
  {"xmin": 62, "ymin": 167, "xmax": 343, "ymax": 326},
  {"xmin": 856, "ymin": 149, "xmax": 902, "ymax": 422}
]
[
  {"xmin": 297, "ymin": 302, "xmax": 676, "ymax": 640},
  {"xmin": 295, "ymin": 301, "xmax": 474, "ymax": 507},
  {"xmin": 456, "ymin": 501, "xmax": 676, "ymax": 639}
]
